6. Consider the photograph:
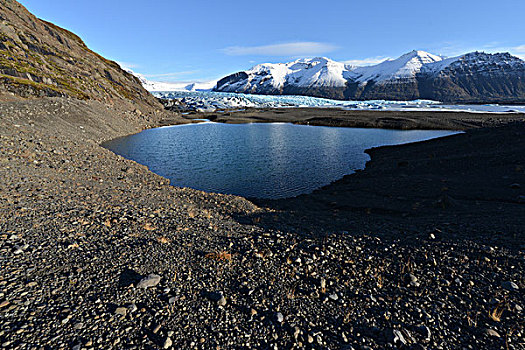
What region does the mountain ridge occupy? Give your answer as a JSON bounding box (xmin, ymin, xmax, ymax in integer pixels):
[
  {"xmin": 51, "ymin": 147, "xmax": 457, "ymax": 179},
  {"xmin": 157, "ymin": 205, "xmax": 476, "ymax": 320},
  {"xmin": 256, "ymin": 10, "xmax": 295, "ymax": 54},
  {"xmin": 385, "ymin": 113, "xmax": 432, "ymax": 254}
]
[
  {"xmin": 214, "ymin": 50, "xmax": 525, "ymax": 103},
  {"xmin": 0, "ymin": 0, "xmax": 160, "ymax": 112}
]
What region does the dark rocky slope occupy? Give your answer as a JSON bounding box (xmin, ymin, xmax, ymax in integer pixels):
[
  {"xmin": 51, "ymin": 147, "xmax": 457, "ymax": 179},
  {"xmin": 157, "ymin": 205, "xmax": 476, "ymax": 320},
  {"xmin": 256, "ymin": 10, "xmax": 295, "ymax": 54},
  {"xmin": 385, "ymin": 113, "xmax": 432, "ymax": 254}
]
[
  {"xmin": 417, "ymin": 52, "xmax": 525, "ymax": 103},
  {"xmin": 0, "ymin": 0, "xmax": 160, "ymax": 114}
]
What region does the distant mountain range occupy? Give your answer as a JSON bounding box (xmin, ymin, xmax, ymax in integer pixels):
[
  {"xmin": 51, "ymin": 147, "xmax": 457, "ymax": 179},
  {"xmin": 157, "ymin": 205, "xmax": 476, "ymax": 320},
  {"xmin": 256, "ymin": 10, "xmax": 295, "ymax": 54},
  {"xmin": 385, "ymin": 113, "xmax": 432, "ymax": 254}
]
[
  {"xmin": 128, "ymin": 70, "xmax": 217, "ymax": 92},
  {"xmin": 214, "ymin": 51, "xmax": 525, "ymax": 103}
]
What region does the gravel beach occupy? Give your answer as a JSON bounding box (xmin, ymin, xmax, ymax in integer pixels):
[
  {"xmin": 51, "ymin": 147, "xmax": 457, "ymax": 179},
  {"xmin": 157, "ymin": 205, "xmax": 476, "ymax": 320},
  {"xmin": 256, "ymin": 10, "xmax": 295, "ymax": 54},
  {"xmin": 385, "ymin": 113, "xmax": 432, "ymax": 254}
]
[{"xmin": 1, "ymin": 98, "xmax": 523, "ymax": 349}]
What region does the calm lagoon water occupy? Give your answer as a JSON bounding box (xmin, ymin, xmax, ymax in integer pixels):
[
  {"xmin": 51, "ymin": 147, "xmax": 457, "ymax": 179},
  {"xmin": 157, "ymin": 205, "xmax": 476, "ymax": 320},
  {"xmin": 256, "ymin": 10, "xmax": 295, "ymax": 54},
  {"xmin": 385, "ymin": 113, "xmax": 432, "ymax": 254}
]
[{"xmin": 102, "ymin": 123, "xmax": 457, "ymax": 199}]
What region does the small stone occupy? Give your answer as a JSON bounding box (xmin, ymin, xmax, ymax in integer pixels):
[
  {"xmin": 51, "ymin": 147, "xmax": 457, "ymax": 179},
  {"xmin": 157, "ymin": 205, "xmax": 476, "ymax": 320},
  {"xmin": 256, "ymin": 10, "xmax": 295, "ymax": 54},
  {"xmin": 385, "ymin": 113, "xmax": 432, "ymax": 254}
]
[
  {"xmin": 484, "ymin": 328, "xmax": 501, "ymax": 338},
  {"xmin": 320, "ymin": 278, "xmax": 326, "ymax": 292},
  {"xmin": 72, "ymin": 345, "xmax": 81, "ymax": 350},
  {"xmin": 13, "ymin": 246, "xmax": 23, "ymax": 255},
  {"xmin": 73, "ymin": 322, "xmax": 84, "ymax": 330},
  {"xmin": 217, "ymin": 296, "xmax": 227, "ymax": 307},
  {"xmin": 250, "ymin": 308, "xmax": 257, "ymax": 316},
  {"xmin": 386, "ymin": 329, "xmax": 407, "ymax": 345},
  {"xmin": 153, "ymin": 324, "xmax": 162, "ymax": 334},
  {"xmin": 307, "ymin": 335, "xmax": 314, "ymax": 343},
  {"xmin": 168, "ymin": 297, "xmax": 177, "ymax": 305},
  {"xmin": 293, "ymin": 327, "xmax": 301, "ymax": 340},
  {"xmin": 162, "ymin": 337, "xmax": 173, "ymax": 349},
  {"xmin": 328, "ymin": 293, "xmax": 338, "ymax": 301},
  {"xmin": 407, "ymin": 274, "xmax": 418, "ymax": 283},
  {"xmin": 275, "ymin": 312, "xmax": 284, "ymax": 323},
  {"xmin": 416, "ymin": 325, "xmax": 432, "ymax": 340},
  {"xmin": 0, "ymin": 301, "xmax": 10, "ymax": 309},
  {"xmin": 115, "ymin": 307, "xmax": 128, "ymax": 316},
  {"xmin": 207, "ymin": 291, "xmax": 226, "ymax": 306},
  {"xmin": 127, "ymin": 303, "xmax": 138, "ymax": 313},
  {"xmin": 406, "ymin": 273, "xmax": 420, "ymax": 287},
  {"xmin": 501, "ymin": 281, "xmax": 519, "ymax": 291},
  {"xmin": 136, "ymin": 274, "xmax": 161, "ymax": 289}
]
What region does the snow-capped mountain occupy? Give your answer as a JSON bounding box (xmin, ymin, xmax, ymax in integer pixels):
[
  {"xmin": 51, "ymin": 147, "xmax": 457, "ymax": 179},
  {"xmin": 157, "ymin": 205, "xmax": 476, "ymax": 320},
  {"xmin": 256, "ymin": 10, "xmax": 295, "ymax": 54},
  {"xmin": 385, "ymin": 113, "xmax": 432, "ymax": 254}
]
[
  {"xmin": 350, "ymin": 50, "xmax": 443, "ymax": 83},
  {"xmin": 215, "ymin": 57, "xmax": 354, "ymax": 99},
  {"xmin": 215, "ymin": 51, "xmax": 525, "ymax": 103},
  {"xmin": 125, "ymin": 69, "xmax": 216, "ymax": 92}
]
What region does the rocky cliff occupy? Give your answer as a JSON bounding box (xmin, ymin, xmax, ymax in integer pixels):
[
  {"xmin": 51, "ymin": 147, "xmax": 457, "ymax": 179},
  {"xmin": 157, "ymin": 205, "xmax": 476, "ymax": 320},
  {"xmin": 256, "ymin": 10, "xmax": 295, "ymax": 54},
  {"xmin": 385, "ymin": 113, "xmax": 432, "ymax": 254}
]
[{"xmin": 0, "ymin": 0, "xmax": 160, "ymax": 112}]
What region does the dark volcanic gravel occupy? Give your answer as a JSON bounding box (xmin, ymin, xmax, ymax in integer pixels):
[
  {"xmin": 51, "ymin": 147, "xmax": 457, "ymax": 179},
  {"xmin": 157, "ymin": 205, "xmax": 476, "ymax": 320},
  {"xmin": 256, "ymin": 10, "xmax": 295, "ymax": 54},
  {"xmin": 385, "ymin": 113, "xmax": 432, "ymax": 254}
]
[{"xmin": 0, "ymin": 98, "xmax": 523, "ymax": 349}]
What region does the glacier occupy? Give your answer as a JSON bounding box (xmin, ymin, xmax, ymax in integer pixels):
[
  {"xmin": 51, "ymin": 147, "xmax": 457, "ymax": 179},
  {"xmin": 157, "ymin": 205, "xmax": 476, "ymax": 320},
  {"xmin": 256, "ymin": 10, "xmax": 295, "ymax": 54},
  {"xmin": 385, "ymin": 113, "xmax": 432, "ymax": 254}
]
[{"xmin": 153, "ymin": 90, "xmax": 525, "ymax": 114}]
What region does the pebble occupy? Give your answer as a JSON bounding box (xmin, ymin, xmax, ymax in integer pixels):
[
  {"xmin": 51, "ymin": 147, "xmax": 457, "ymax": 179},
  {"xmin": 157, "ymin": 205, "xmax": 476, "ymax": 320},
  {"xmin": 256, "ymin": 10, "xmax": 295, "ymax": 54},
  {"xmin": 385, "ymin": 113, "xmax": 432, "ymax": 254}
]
[
  {"xmin": 501, "ymin": 281, "xmax": 519, "ymax": 291},
  {"xmin": 136, "ymin": 274, "xmax": 161, "ymax": 289},
  {"xmin": 217, "ymin": 296, "xmax": 227, "ymax": 307},
  {"xmin": 162, "ymin": 336, "xmax": 173, "ymax": 349},
  {"xmin": 484, "ymin": 328, "xmax": 501, "ymax": 338},
  {"xmin": 275, "ymin": 312, "xmax": 284, "ymax": 323},
  {"xmin": 417, "ymin": 325, "xmax": 432, "ymax": 340},
  {"xmin": 293, "ymin": 327, "xmax": 301, "ymax": 340},
  {"xmin": 127, "ymin": 303, "xmax": 138, "ymax": 313},
  {"xmin": 207, "ymin": 291, "xmax": 226, "ymax": 306},
  {"xmin": 406, "ymin": 273, "xmax": 420, "ymax": 287},
  {"xmin": 307, "ymin": 335, "xmax": 314, "ymax": 343},
  {"xmin": 115, "ymin": 307, "xmax": 128, "ymax": 316}
]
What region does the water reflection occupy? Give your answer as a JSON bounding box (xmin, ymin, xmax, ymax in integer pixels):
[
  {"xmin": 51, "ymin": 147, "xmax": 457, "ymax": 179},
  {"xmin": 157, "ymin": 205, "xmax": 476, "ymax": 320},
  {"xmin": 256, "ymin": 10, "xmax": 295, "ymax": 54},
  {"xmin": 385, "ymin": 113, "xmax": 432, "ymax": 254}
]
[{"xmin": 102, "ymin": 123, "xmax": 458, "ymax": 199}]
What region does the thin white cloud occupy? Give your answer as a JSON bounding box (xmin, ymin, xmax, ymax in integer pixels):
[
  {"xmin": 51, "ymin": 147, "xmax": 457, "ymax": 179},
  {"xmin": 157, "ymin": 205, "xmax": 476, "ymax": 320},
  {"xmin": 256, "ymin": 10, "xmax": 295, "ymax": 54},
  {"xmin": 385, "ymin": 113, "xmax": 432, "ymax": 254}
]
[
  {"xmin": 144, "ymin": 71, "xmax": 200, "ymax": 79},
  {"xmin": 512, "ymin": 45, "xmax": 525, "ymax": 53},
  {"xmin": 427, "ymin": 42, "xmax": 525, "ymax": 60},
  {"xmin": 221, "ymin": 42, "xmax": 338, "ymax": 56},
  {"xmin": 481, "ymin": 44, "xmax": 525, "ymax": 60},
  {"xmin": 116, "ymin": 61, "xmax": 140, "ymax": 70},
  {"xmin": 343, "ymin": 56, "xmax": 390, "ymax": 67}
]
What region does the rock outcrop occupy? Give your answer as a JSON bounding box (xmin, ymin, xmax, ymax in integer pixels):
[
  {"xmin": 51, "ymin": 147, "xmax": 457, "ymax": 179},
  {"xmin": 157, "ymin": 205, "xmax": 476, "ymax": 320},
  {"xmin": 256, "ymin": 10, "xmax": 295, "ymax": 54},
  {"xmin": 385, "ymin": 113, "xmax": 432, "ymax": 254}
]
[{"xmin": 0, "ymin": 0, "xmax": 160, "ymax": 112}]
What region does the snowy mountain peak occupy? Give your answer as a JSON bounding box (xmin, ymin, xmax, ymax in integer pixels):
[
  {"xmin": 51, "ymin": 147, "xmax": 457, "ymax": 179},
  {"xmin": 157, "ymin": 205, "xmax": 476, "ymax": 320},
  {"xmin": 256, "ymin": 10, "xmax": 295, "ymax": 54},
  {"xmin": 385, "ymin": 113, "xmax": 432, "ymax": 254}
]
[
  {"xmin": 214, "ymin": 50, "xmax": 525, "ymax": 103},
  {"xmin": 124, "ymin": 68, "xmax": 216, "ymax": 92},
  {"xmin": 350, "ymin": 50, "xmax": 443, "ymax": 83}
]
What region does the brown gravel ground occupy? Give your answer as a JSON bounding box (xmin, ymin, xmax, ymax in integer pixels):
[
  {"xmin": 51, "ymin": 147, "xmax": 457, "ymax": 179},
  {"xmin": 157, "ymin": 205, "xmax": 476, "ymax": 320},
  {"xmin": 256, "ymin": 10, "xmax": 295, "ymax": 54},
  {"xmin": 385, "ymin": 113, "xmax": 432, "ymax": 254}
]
[{"xmin": 0, "ymin": 98, "xmax": 523, "ymax": 350}]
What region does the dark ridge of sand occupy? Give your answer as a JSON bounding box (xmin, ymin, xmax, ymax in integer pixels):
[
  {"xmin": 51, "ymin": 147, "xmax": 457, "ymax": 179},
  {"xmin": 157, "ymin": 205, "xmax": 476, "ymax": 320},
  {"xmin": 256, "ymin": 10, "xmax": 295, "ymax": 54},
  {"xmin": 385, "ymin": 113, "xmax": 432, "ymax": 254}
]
[
  {"xmin": 252, "ymin": 122, "xmax": 525, "ymax": 248},
  {"xmin": 174, "ymin": 107, "xmax": 525, "ymax": 131},
  {"xmin": 1, "ymin": 99, "xmax": 523, "ymax": 349}
]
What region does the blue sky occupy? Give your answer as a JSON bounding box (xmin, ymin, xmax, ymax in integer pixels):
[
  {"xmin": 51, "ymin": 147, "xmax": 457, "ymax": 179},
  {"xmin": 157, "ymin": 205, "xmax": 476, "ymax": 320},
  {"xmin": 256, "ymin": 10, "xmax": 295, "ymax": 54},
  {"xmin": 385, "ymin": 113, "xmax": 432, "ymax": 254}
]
[{"xmin": 19, "ymin": 0, "xmax": 525, "ymax": 83}]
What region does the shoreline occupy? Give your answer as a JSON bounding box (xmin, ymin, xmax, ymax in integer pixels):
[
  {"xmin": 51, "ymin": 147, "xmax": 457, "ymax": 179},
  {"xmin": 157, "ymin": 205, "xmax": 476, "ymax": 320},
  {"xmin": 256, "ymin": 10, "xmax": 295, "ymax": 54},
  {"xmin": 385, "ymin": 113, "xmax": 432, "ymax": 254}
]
[
  {"xmin": 1, "ymin": 98, "xmax": 523, "ymax": 349},
  {"xmin": 170, "ymin": 107, "xmax": 525, "ymax": 131}
]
